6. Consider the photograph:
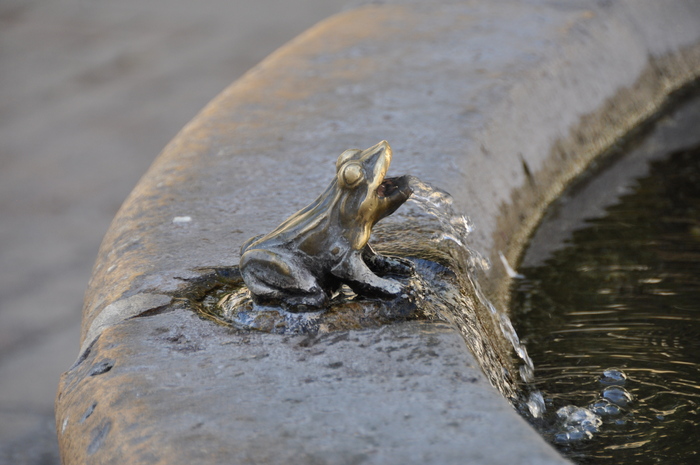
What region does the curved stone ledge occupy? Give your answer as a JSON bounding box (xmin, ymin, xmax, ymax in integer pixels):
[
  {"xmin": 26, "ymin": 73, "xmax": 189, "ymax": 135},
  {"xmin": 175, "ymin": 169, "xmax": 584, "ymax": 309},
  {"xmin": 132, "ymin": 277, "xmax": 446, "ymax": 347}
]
[{"xmin": 57, "ymin": 1, "xmax": 700, "ymax": 463}]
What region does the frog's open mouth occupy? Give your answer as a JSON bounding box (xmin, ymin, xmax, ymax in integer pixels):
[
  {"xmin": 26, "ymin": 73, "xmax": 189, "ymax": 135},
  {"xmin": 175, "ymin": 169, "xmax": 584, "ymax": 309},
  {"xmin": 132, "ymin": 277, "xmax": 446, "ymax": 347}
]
[
  {"xmin": 377, "ymin": 178, "xmax": 397, "ymax": 198},
  {"xmin": 377, "ymin": 175, "xmax": 412, "ymax": 200},
  {"xmin": 373, "ymin": 175, "xmax": 412, "ymax": 222}
]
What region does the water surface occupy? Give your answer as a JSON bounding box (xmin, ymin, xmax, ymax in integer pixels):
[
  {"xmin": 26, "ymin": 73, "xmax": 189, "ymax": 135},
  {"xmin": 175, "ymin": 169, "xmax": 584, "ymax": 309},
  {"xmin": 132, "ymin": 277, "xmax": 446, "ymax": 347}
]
[{"xmin": 511, "ymin": 144, "xmax": 700, "ymax": 464}]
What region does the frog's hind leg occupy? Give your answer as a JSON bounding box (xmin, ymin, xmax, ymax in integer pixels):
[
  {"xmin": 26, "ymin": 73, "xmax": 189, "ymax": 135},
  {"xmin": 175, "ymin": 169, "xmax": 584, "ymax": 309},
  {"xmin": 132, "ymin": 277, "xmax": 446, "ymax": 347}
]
[
  {"xmin": 240, "ymin": 249, "xmax": 329, "ymax": 309},
  {"xmin": 331, "ymin": 250, "xmax": 404, "ymax": 298}
]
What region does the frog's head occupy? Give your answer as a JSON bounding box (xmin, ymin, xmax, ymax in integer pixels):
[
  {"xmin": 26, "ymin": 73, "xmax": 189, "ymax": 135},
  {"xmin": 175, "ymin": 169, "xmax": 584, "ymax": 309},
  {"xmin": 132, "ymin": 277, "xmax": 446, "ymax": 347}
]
[{"xmin": 335, "ymin": 141, "xmax": 412, "ymax": 236}]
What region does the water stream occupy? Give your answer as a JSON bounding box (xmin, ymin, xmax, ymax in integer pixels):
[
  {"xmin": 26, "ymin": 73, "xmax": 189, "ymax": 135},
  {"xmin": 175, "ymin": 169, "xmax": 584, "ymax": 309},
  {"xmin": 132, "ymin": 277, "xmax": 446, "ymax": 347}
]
[{"xmin": 406, "ymin": 178, "xmax": 542, "ymax": 410}]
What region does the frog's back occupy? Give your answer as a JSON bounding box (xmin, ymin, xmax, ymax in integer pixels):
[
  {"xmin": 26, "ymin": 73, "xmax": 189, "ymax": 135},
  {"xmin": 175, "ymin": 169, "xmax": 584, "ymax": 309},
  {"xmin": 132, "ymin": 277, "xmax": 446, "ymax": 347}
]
[{"xmin": 243, "ymin": 182, "xmax": 342, "ymax": 253}]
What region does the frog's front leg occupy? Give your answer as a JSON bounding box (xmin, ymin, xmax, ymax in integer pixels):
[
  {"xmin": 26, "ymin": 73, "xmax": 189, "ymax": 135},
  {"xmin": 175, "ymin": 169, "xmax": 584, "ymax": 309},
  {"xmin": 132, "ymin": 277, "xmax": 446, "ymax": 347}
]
[
  {"xmin": 240, "ymin": 248, "xmax": 329, "ymax": 308},
  {"xmin": 362, "ymin": 243, "xmax": 415, "ymax": 276},
  {"xmin": 331, "ymin": 250, "xmax": 404, "ymax": 297}
]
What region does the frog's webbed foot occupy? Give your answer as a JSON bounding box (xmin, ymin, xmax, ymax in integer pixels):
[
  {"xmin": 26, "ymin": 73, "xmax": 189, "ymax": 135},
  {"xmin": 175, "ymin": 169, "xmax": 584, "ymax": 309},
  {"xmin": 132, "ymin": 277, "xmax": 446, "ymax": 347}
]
[
  {"xmin": 362, "ymin": 244, "xmax": 415, "ymax": 276},
  {"xmin": 347, "ymin": 276, "xmax": 403, "ymax": 298},
  {"xmin": 332, "ymin": 251, "xmax": 405, "ymax": 298}
]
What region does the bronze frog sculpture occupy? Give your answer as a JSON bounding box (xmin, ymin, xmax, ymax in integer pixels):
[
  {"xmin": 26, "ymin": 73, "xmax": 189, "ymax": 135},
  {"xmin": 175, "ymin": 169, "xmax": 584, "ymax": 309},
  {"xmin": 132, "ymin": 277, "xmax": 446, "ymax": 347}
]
[{"xmin": 240, "ymin": 141, "xmax": 414, "ymax": 310}]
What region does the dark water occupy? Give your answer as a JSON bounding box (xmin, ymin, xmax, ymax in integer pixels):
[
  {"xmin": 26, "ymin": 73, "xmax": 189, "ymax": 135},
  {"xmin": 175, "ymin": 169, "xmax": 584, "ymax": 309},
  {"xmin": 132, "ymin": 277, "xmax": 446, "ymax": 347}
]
[{"xmin": 511, "ymin": 144, "xmax": 700, "ymax": 464}]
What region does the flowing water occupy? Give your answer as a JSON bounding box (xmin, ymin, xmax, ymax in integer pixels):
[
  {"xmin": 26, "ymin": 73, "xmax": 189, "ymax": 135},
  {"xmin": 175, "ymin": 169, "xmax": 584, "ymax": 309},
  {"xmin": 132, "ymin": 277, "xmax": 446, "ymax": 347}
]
[
  {"xmin": 406, "ymin": 177, "xmax": 541, "ymax": 405},
  {"xmin": 510, "ymin": 144, "xmax": 700, "ymax": 464}
]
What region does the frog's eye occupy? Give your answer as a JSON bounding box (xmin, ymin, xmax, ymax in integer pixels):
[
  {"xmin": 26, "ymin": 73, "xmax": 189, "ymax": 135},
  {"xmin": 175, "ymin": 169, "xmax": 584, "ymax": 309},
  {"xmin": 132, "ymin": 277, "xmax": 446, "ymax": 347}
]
[
  {"xmin": 336, "ymin": 149, "xmax": 362, "ymax": 171},
  {"xmin": 339, "ymin": 162, "xmax": 364, "ymax": 188}
]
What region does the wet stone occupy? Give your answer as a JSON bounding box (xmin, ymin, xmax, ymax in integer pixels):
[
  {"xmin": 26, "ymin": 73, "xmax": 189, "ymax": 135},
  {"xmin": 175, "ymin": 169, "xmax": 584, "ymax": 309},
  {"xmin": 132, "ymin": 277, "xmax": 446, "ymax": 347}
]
[{"xmin": 180, "ymin": 262, "xmax": 442, "ymax": 334}]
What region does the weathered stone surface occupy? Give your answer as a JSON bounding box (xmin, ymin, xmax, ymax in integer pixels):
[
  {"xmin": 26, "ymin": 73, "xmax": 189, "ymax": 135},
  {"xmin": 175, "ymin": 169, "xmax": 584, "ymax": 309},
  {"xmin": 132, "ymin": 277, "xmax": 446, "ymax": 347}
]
[
  {"xmin": 56, "ymin": 0, "xmax": 700, "ymax": 463},
  {"xmin": 58, "ymin": 310, "xmax": 564, "ymax": 464}
]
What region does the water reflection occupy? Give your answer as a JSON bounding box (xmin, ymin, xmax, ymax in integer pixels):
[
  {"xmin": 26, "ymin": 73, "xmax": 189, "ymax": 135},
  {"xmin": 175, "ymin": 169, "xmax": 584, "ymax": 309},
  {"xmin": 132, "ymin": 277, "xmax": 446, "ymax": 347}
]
[{"xmin": 511, "ymin": 144, "xmax": 700, "ymax": 464}]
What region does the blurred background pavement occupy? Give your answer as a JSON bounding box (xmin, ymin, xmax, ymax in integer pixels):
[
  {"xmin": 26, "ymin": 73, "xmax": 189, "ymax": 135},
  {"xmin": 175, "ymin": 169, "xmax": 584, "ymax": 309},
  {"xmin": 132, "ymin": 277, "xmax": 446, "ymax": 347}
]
[{"xmin": 0, "ymin": 0, "xmax": 347, "ymax": 462}]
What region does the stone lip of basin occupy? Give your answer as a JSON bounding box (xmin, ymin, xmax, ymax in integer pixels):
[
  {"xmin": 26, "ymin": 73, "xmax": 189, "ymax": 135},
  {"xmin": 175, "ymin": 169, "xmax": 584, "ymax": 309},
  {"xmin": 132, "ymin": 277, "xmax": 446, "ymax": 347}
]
[{"xmin": 56, "ymin": 0, "xmax": 700, "ymax": 463}]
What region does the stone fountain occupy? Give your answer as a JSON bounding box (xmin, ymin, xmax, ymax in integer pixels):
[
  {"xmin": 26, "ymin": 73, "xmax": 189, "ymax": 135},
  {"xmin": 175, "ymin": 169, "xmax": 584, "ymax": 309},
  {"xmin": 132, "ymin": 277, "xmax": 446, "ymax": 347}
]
[{"xmin": 55, "ymin": 1, "xmax": 700, "ymax": 463}]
